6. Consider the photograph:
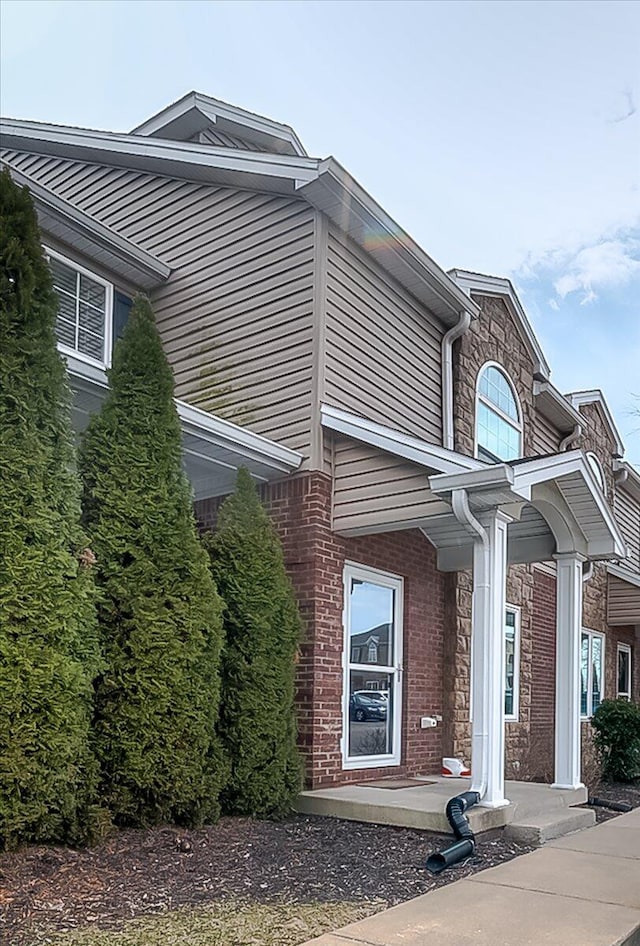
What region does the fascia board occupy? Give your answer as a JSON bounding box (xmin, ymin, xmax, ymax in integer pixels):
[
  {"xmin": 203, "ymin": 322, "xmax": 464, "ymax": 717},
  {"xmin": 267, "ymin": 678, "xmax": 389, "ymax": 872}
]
[
  {"xmin": 429, "ymin": 464, "xmax": 515, "ymax": 495},
  {"xmin": 8, "ymin": 166, "xmax": 171, "ymax": 287},
  {"xmin": 0, "ymin": 119, "xmax": 319, "ymax": 184},
  {"xmin": 299, "ymin": 159, "xmax": 479, "ymax": 325},
  {"xmin": 175, "ymin": 399, "xmax": 302, "ymax": 473},
  {"xmin": 449, "ymin": 269, "xmax": 550, "ymax": 379},
  {"xmin": 567, "ymin": 389, "xmax": 625, "ymax": 457},
  {"xmin": 533, "ymin": 381, "xmax": 583, "ymax": 431},
  {"xmin": 320, "ymin": 404, "xmax": 482, "ymax": 475},
  {"xmin": 618, "ymin": 462, "xmax": 640, "ymax": 501},
  {"xmin": 607, "ymin": 563, "xmax": 640, "ymax": 587},
  {"xmin": 132, "ymin": 92, "xmax": 307, "ymax": 156},
  {"xmin": 514, "ymin": 451, "xmax": 626, "ymax": 557}
]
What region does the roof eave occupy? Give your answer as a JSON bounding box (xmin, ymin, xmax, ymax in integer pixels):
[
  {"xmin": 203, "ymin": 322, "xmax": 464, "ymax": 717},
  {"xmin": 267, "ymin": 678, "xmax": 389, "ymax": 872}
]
[
  {"xmin": 5, "ymin": 164, "xmax": 171, "ymax": 290},
  {"xmin": 299, "ymin": 160, "xmax": 480, "ymax": 327}
]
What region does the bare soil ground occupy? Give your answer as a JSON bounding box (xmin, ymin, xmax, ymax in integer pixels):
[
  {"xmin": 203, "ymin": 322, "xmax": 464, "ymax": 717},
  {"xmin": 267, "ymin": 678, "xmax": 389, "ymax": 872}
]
[{"xmin": 0, "ymin": 814, "xmax": 531, "ymax": 946}]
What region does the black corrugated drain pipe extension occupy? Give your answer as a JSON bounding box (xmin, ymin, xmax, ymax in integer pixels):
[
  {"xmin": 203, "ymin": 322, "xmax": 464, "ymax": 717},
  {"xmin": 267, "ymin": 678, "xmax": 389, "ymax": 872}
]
[{"xmin": 425, "ymin": 791, "xmax": 481, "ymax": 874}]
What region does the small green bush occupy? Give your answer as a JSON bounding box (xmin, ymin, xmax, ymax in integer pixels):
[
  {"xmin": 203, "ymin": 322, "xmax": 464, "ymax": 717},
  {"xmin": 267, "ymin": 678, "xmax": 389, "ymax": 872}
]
[
  {"xmin": 207, "ymin": 468, "xmax": 302, "ymax": 818},
  {"xmin": 591, "ymin": 699, "xmax": 640, "ymax": 783}
]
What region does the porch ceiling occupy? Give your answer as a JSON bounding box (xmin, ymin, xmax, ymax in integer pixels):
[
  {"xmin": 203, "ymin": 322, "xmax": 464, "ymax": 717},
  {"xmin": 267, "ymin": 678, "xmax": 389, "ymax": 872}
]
[{"xmin": 67, "ymin": 354, "xmax": 302, "ymax": 500}]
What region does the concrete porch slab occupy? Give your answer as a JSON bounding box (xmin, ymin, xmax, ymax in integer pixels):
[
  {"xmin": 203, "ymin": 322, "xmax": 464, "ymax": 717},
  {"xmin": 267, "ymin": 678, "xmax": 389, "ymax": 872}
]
[{"xmin": 295, "ymin": 777, "xmax": 589, "ymax": 838}]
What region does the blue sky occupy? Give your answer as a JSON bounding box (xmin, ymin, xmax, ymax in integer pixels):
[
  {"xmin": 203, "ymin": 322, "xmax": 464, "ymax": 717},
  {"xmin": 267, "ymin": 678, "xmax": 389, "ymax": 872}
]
[{"xmin": 2, "ymin": 0, "xmax": 639, "ymax": 462}]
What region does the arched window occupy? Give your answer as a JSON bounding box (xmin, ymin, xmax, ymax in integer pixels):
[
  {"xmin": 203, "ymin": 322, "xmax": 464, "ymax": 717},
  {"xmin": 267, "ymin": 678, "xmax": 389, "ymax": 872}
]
[
  {"xmin": 586, "ymin": 452, "xmax": 607, "ymax": 495},
  {"xmin": 476, "ymin": 363, "xmax": 522, "ymax": 462}
]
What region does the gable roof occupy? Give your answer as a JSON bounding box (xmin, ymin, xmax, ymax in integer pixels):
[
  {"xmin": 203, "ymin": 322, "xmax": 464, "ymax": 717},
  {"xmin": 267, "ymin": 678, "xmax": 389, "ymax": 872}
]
[
  {"xmin": 567, "ymin": 389, "xmax": 625, "ymax": 457},
  {"xmin": 131, "ymin": 91, "xmax": 308, "ymax": 157},
  {"xmin": 448, "ymin": 269, "xmax": 551, "ymax": 380},
  {"xmin": 0, "ymin": 117, "xmax": 478, "ymax": 327}
]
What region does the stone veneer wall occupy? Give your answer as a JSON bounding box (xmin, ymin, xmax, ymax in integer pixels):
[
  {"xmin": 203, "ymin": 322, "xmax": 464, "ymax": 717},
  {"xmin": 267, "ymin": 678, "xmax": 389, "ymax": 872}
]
[{"xmin": 196, "ymin": 472, "xmax": 447, "ymax": 788}]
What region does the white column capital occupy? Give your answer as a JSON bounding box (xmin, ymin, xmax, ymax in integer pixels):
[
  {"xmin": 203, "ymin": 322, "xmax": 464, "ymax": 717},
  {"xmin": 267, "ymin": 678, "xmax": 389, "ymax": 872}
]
[{"xmin": 553, "ymin": 551, "xmax": 588, "ymax": 564}]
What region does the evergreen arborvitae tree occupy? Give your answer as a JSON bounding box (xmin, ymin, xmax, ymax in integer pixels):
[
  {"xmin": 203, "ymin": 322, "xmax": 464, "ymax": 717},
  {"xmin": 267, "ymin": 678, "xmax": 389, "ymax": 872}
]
[
  {"xmin": 80, "ymin": 295, "xmax": 224, "ymax": 827},
  {"xmin": 0, "ymin": 169, "xmax": 101, "ymax": 849},
  {"xmin": 208, "ymin": 468, "xmax": 302, "ymax": 817}
]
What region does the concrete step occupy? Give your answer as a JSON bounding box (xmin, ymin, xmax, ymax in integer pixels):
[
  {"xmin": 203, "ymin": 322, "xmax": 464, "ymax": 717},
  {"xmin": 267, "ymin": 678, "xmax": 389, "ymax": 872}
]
[
  {"xmin": 296, "ymin": 787, "xmax": 510, "ymax": 834},
  {"xmin": 505, "ymin": 806, "xmax": 596, "ymax": 846}
]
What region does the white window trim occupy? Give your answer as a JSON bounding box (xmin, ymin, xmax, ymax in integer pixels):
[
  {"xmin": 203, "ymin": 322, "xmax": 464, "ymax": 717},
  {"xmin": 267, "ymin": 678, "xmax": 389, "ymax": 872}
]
[
  {"xmin": 586, "ymin": 452, "xmax": 607, "ymax": 497},
  {"xmin": 581, "ymin": 628, "xmax": 606, "ymax": 719},
  {"xmin": 474, "ymin": 360, "xmax": 523, "ymax": 462},
  {"xmin": 505, "ymin": 605, "xmax": 521, "ymax": 722},
  {"xmin": 45, "ymin": 245, "xmax": 114, "ymax": 370},
  {"xmin": 341, "ymin": 562, "xmax": 403, "ymax": 770},
  {"xmin": 617, "ymin": 642, "xmax": 632, "ymax": 700}
]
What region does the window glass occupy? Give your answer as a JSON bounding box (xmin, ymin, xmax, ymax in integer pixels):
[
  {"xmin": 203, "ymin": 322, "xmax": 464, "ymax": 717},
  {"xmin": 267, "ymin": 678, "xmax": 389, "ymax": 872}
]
[
  {"xmin": 581, "ymin": 630, "xmax": 605, "ymax": 717},
  {"xmin": 617, "ymin": 645, "xmax": 632, "ymax": 700},
  {"xmin": 344, "ymin": 568, "xmax": 401, "ymax": 765},
  {"xmin": 476, "ymin": 365, "xmax": 522, "ymax": 462},
  {"xmin": 48, "ymin": 252, "xmax": 109, "ymax": 364},
  {"xmin": 505, "ymin": 609, "xmax": 517, "ymax": 718}
]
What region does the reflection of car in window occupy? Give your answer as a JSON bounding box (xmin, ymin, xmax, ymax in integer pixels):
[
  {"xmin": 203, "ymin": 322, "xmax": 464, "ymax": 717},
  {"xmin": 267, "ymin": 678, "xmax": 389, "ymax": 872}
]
[{"xmin": 350, "ymin": 692, "xmax": 388, "ymax": 721}]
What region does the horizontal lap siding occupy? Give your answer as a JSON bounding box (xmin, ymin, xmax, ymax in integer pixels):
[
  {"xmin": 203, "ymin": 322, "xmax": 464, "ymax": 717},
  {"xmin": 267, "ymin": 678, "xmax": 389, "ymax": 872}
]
[
  {"xmin": 1, "ymin": 150, "xmax": 315, "ymax": 455},
  {"xmin": 533, "ymin": 411, "xmax": 562, "ymax": 455},
  {"xmin": 614, "ymin": 488, "xmax": 640, "ymax": 573},
  {"xmin": 325, "ymin": 229, "xmax": 443, "ymax": 445},
  {"xmin": 607, "ymin": 574, "xmax": 640, "ymax": 625},
  {"xmin": 332, "ymin": 437, "xmax": 448, "ymax": 534}
]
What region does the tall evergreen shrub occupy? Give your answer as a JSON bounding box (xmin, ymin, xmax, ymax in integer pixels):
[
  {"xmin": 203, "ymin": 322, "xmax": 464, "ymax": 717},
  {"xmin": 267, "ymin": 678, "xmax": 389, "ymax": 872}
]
[
  {"xmin": 208, "ymin": 468, "xmax": 302, "ymax": 817},
  {"xmin": 0, "ymin": 169, "xmax": 100, "ymax": 849},
  {"xmin": 79, "ymin": 296, "xmax": 224, "ymax": 827}
]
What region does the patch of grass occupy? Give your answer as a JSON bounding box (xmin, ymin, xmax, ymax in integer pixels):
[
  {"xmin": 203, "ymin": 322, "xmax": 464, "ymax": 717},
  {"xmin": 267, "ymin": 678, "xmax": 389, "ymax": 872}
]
[{"xmin": 38, "ymin": 899, "xmax": 384, "ymax": 946}]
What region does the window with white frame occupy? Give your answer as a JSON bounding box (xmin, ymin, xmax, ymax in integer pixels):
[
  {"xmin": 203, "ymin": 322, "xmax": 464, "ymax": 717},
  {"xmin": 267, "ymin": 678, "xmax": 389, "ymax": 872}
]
[
  {"xmin": 586, "ymin": 452, "xmax": 607, "ymax": 496},
  {"xmin": 342, "ymin": 563, "xmax": 403, "ymax": 769},
  {"xmin": 617, "ymin": 643, "xmax": 632, "ymax": 700},
  {"xmin": 581, "ymin": 629, "xmax": 605, "ymax": 717},
  {"xmin": 46, "ymin": 248, "xmax": 113, "ymax": 366},
  {"xmin": 476, "ymin": 363, "xmax": 522, "ymax": 463},
  {"xmin": 505, "ymin": 607, "xmax": 520, "ymax": 720}
]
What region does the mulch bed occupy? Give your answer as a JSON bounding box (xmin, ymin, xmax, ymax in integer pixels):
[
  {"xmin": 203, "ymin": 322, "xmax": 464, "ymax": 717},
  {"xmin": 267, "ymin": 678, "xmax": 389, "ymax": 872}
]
[
  {"xmin": 587, "ymin": 780, "xmax": 640, "ymax": 822},
  {"xmin": 0, "ymin": 814, "xmax": 531, "ymax": 945}
]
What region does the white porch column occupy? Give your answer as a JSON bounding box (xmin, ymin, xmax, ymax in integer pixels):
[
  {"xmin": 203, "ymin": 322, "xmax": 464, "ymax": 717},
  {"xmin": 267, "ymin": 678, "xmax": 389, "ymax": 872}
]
[
  {"xmin": 553, "ymin": 553, "xmax": 585, "ymax": 790},
  {"xmin": 470, "ymin": 510, "xmax": 510, "ymax": 809}
]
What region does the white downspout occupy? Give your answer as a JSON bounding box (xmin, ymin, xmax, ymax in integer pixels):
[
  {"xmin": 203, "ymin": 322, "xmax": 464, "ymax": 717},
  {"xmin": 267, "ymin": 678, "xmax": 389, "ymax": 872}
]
[
  {"xmin": 451, "ymin": 489, "xmax": 489, "ymax": 801},
  {"xmin": 560, "ymin": 423, "xmax": 581, "ymax": 452},
  {"xmin": 442, "ymin": 311, "xmax": 471, "ymax": 451}
]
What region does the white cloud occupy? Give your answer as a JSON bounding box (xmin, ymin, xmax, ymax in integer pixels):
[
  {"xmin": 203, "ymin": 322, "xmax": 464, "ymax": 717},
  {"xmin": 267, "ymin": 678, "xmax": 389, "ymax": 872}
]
[{"xmin": 552, "ymin": 237, "xmax": 640, "ymax": 304}]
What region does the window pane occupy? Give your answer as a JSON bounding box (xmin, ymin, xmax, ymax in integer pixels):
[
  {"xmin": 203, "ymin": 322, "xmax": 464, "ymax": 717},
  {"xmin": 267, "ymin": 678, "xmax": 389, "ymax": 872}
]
[
  {"xmin": 592, "ymin": 636, "xmax": 603, "ymax": 713},
  {"xmin": 479, "ymin": 366, "xmax": 519, "ymax": 421},
  {"xmin": 581, "ymin": 633, "xmax": 589, "ymax": 716},
  {"xmin": 78, "ymin": 328, "xmax": 104, "ymax": 360},
  {"xmin": 55, "ymin": 317, "xmax": 75, "ymax": 349},
  {"xmin": 348, "ymin": 669, "xmax": 393, "ymax": 757},
  {"xmin": 50, "ymin": 256, "xmax": 77, "ymax": 296},
  {"xmin": 505, "ymin": 612, "xmax": 516, "ymax": 717},
  {"xmin": 618, "ymin": 648, "xmax": 630, "ymax": 697},
  {"xmin": 79, "ymin": 301, "xmax": 105, "ymax": 336},
  {"xmin": 79, "ymin": 273, "xmax": 106, "ymax": 309},
  {"xmin": 478, "ymin": 402, "xmax": 521, "ymax": 462},
  {"xmin": 349, "ymin": 579, "xmax": 394, "ymax": 666}
]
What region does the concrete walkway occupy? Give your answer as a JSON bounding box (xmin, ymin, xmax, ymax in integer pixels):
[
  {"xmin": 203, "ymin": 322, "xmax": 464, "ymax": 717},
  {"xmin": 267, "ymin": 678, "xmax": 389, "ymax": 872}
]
[{"xmin": 303, "ymin": 807, "xmax": 640, "ymax": 946}]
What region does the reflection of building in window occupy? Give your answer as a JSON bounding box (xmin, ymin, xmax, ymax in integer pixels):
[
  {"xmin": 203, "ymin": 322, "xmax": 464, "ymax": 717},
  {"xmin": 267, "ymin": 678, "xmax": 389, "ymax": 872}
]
[
  {"xmin": 581, "ymin": 630, "xmax": 605, "ymax": 717},
  {"xmin": 349, "ymin": 624, "xmax": 390, "ymax": 664},
  {"xmin": 505, "ymin": 608, "xmax": 519, "ymax": 719},
  {"xmin": 476, "ymin": 364, "xmax": 522, "ymax": 462},
  {"xmin": 617, "ymin": 643, "xmax": 632, "ymax": 700}
]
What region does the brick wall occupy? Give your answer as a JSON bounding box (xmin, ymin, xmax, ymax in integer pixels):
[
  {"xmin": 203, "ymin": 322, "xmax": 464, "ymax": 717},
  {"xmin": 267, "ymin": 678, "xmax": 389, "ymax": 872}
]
[
  {"xmin": 530, "ymin": 569, "xmax": 557, "ymax": 781},
  {"xmin": 196, "ymin": 471, "xmax": 447, "ymax": 788}
]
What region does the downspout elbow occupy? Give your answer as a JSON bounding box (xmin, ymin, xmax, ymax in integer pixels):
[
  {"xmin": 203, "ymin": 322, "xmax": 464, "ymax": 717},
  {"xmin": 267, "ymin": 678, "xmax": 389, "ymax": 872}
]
[
  {"xmin": 442, "ymin": 311, "xmax": 471, "ymax": 451},
  {"xmin": 560, "ymin": 423, "xmax": 582, "ymax": 452}
]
